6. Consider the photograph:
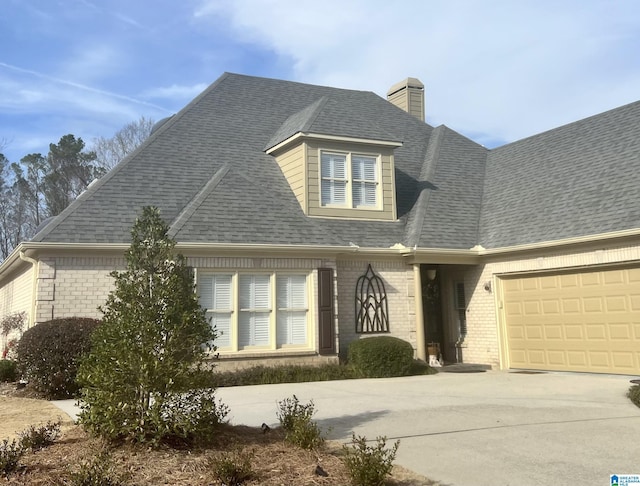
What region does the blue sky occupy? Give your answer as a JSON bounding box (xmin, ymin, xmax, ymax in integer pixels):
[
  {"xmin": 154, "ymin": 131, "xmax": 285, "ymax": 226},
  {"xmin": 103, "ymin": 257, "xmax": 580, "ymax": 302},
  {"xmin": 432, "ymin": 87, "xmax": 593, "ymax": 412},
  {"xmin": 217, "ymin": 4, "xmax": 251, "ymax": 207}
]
[{"xmin": 1, "ymin": 0, "xmax": 640, "ymax": 163}]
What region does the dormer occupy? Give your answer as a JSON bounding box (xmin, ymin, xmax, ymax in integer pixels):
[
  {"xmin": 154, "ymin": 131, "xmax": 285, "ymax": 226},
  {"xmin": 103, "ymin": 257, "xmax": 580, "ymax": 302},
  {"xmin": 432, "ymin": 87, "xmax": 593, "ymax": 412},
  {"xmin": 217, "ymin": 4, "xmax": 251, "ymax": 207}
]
[{"xmin": 265, "ymin": 97, "xmax": 402, "ymax": 221}]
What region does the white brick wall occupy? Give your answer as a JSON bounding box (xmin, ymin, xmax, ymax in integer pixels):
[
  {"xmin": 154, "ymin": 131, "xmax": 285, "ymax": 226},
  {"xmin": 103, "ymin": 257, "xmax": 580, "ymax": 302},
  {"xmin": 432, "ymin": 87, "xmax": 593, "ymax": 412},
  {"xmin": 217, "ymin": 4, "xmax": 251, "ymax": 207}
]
[
  {"xmin": 336, "ymin": 259, "xmax": 416, "ymax": 356},
  {"xmin": 41, "ymin": 256, "xmax": 125, "ymax": 321}
]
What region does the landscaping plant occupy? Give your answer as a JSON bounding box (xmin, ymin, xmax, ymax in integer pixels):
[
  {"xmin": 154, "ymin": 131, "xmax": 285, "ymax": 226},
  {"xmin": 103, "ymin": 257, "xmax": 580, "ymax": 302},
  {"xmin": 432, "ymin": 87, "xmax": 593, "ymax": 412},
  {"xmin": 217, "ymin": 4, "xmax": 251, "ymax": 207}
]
[
  {"xmin": 0, "ymin": 359, "xmax": 17, "ymax": 382},
  {"xmin": 342, "ymin": 434, "xmax": 400, "ymax": 486},
  {"xmin": 208, "ymin": 447, "xmax": 255, "ymax": 485},
  {"xmin": 276, "ymin": 394, "xmax": 325, "ymax": 450},
  {"xmin": 348, "ymin": 336, "xmax": 414, "ymax": 378},
  {"xmin": 77, "ymin": 206, "xmax": 228, "ymax": 445},
  {"xmin": 628, "ymin": 385, "xmax": 640, "ymax": 408},
  {"xmin": 16, "ymin": 317, "xmax": 100, "ymax": 398},
  {"xmin": 18, "ymin": 420, "xmax": 62, "ymax": 452},
  {"xmin": 69, "ymin": 449, "xmax": 128, "ymax": 486},
  {"xmin": 0, "ymin": 438, "xmax": 24, "ymax": 478},
  {"xmin": 1, "ymin": 312, "xmax": 25, "ymax": 360}
]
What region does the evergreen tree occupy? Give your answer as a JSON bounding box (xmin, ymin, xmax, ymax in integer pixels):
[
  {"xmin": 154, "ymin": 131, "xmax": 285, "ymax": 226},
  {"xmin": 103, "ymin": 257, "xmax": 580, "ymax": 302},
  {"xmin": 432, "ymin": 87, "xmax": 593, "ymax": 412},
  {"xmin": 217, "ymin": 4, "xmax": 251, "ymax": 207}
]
[{"xmin": 77, "ymin": 206, "xmax": 227, "ymax": 444}]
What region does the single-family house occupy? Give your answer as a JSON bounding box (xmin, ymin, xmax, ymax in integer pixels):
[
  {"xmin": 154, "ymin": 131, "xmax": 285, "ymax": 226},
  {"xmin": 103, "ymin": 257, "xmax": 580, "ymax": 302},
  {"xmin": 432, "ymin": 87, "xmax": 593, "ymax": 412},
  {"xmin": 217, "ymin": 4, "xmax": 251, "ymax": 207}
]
[{"xmin": 1, "ymin": 72, "xmax": 639, "ymax": 374}]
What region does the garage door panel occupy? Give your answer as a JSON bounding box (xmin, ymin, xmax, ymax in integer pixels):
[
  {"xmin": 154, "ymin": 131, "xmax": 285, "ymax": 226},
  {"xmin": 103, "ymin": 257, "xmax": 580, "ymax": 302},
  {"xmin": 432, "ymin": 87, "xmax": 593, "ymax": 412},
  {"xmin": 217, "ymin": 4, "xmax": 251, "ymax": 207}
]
[
  {"xmin": 588, "ymin": 351, "xmax": 610, "ymax": 367},
  {"xmin": 606, "ymin": 296, "xmax": 627, "ymax": 312},
  {"xmin": 612, "ymin": 352, "xmax": 635, "ymax": 369},
  {"xmin": 542, "ymin": 299, "xmax": 560, "ymax": 313},
  {"xmin": 524, "ymin": 301, "xmax": 541, "ymax": 315},
  {"xmin": 527, "ymin": 350, "xmax": 545, "ymax": 365},
  {"xmin": 562, "ymin": 298, "xmax": 581, "ymax": 313},
  {"xmin": 560, "ymin": 274, "xmax": 579, "ymax": 287},
  {"xmin": 629, "ymin": 268, "xmax": 640, "ymax": 281},
  {"xmin": 564, "ymin": 325, "xmax": 583, "ymax": 340},
  {"xmin": 580, "ymin": 273, "xmax": 601, "ymax": 286},
  {"xmin": 547, "ymin": 350, "xmax": 565, "ymax": 365},
  {"xmin": 604, "ymin": 270, "xmax": 625, "ymax": 284},
  {"xmin": 609, "ymin": 323, "xmax": 631, "ymax": 340},
  {"xmin": 567, "ymin": 351, "xmax": 587, "ymax": 367},
  {"xmin": 503, "ymin": 265, "xmax": 640, "ymax": 374},
  {"xmin": 583, "ymin": 297, "xmax": 603, "ymax": 312},
  {"xmin": 544, "ymin": 325, "xmax": 563, "ymax": 340}
]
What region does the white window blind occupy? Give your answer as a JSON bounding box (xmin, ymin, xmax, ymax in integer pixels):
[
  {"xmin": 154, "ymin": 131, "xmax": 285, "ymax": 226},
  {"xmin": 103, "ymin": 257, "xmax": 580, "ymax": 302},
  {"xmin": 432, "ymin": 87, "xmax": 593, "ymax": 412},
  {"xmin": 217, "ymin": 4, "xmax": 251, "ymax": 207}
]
[
  {"xmin": 352, "ymin": 155, "xmax": 377, "ymax": 207},
  {"xmin": 238, "ymin": 275, "xmax": 271, "ymax": 347},
  {"xmin": 198, "ymin": 274, "xmax": 233, "ymax": 348},
  {"xmin": 321, "ymin": 152, "xmax": 347, "ymax": 205},
  {"xmin": 276, "ymin": 275, "xmax": 308, "ymax": 346}
]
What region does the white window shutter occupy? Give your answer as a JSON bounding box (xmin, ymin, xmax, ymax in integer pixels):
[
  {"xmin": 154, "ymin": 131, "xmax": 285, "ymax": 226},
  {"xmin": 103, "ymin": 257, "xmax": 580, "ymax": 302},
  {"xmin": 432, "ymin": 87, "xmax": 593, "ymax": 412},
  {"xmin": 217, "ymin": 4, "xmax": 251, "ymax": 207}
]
[
  {"xmin": 238, "ymin": 274, "xmax": 271, "ymax": 347},
  {"xmin": 253, "ymin": 312, "xmax": 270, "ymax": 345},
  {"xmin": 211, "ymin": 312, "xmax": 231, "ymax": 348},
  {"xmin": 276, "ymin": 275, "xmax": 307, "ymax": 346},
  {"xmin": 213, "ymin": 275, "xmax": 232, "ymax": 310},
  {"xmin": 238, "ymin": 313, "xmax": 252, "ymax": 347},
  {"xmin": 198, "ymin": 275, "xmax": 214, "ymax": 309},
  {"xmin": 290, "ymin": 311, "xmax": 307, "ymax": 344}
]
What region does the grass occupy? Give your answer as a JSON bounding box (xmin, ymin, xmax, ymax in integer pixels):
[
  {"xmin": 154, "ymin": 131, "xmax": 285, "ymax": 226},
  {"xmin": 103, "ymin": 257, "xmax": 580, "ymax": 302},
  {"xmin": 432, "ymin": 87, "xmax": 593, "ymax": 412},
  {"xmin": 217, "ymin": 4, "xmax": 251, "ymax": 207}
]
[{"xmin": 212, "ymin": 361, "xmax": 436, "ymax": 388}]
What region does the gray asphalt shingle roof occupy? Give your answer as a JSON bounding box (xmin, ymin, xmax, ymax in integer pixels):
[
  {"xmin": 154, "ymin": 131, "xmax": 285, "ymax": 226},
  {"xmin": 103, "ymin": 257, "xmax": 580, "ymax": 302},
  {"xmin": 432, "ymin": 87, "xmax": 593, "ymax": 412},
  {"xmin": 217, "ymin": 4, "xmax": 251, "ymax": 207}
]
[
  {"xmin": 479, "ymin": 99, "xmax": 640, "ymax": 248},
  {"xmin": 32, "ymin": 72, "xmax": 640, "ymax": 251}
]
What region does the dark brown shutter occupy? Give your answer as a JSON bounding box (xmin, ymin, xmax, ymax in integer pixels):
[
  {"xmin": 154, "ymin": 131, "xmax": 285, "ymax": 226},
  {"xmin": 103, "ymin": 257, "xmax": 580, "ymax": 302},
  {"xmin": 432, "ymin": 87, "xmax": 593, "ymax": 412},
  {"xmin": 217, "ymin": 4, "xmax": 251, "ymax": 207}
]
[{"xmin": 317, "ymin": 268, "xmax": 335, "ymax": 355}]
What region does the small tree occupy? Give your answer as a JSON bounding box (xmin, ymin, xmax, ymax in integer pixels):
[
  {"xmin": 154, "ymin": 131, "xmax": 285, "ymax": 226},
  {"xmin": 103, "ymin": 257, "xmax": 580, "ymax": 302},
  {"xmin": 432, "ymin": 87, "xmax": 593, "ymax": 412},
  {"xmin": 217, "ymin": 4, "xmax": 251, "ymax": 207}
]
[{"xmin": 77, "ymin": 206, "xmax": 227, "ymax": 444}]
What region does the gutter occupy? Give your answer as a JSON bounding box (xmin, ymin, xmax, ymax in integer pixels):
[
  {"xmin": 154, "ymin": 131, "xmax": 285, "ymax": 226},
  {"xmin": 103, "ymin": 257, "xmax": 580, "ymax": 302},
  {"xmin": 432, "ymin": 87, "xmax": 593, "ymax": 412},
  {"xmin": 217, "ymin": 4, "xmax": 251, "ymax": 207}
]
[{"xmin": 19, "ymin": 251, "xmax": 38, "ymax": 328}]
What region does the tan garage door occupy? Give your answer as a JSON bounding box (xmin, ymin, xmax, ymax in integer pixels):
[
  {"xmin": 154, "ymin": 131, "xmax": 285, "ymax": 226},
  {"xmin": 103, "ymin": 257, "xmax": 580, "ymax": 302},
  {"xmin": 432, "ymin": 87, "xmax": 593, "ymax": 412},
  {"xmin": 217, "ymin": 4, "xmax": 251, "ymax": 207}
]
[{"xmin": 502, "ymin": 266, "xmax": 640, "ymax": 374}]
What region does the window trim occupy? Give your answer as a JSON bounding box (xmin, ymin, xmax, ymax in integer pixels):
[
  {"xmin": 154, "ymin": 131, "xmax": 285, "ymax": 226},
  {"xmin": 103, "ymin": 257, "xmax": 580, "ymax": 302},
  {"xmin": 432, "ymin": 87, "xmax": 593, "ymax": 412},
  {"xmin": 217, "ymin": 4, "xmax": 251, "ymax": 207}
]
[
  {"xmin": 319, "ymin": 149, "xmax": 381, "ymax": 210},
  {"xmin": 198, "ymin": 271, "xmax": 312, "ymax": 353}
]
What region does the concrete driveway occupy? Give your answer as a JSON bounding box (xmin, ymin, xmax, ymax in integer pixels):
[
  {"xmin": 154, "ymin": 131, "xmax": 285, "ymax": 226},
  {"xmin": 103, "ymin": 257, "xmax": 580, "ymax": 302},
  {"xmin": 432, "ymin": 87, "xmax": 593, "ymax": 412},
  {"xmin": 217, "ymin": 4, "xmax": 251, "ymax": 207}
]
[{"xmin": 213, "ymin": 371, "xmax": 640, "ymax": 486}]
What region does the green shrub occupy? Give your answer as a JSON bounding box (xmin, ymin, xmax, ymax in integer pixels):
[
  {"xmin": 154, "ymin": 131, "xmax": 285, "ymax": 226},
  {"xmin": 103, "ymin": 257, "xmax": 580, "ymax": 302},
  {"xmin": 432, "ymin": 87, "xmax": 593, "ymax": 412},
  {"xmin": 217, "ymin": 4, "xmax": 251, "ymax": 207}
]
[
  {"xmin": 16, "ymin": 317, "xmax": 100, "ymax": 398},
  {"xmin": 628, "ymin": 385, "xmax": 640, "ymax": 408},
  {"xmin": 69, "ymin": 449, "xmax": 127, "ymax": 486},
  {"xmin": 213, "ymin": 363, "xmax": 355, "ymax": 387},
  {"xmin": 276, "ymin": 395, "xmax": 324, "ymax": 450},
  {"xmin": 342, "ymin": 434, "xmax": 399, "ymax": 486},
  {"xmin": 77, "ymin": 207, "xmax": 227, "ymax": 446},
  {"xmin": 348, "ymin": 336, "xmax": 414, "ymax": 378},
  {"xmin": 18, "ymin": 420, "xmax": 61, "ymax": 452},
  {"xmin": 0, "ymin": 439, "xmax": 24, "ymax": 478},
  {"xmin": 208, "ymin": 448, "xmax": 255, "ymax": 486},
  {"xmin": 0, "ymin": 359, "xmax": 17, "ymax": 382}
]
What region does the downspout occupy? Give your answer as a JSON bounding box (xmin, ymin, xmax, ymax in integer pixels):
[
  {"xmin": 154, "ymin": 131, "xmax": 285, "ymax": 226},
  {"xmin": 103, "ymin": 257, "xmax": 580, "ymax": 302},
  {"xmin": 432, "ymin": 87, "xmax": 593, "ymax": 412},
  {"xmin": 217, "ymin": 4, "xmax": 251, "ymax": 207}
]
[
  {"xmin": 19, "ymin": 252, "xmax": 38, "ymax": 328},
  {"xmin": 413, "ymin": 264, "xmax": 426, "ymax": 361}
]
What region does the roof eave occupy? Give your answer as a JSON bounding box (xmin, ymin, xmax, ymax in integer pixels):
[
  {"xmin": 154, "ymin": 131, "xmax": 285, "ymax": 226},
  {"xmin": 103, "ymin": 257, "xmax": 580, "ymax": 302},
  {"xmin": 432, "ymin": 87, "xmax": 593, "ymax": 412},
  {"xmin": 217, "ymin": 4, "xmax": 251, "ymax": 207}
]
[{"xmin": 265, "ymin": 131, "xmax": 403, "ymax": 155}]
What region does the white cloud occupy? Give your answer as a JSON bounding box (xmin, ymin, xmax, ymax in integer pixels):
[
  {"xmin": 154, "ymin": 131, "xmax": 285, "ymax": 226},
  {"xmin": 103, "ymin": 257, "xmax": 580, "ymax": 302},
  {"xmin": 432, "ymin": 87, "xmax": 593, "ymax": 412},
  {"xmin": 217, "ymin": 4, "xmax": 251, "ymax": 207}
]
[
  {"xmin": 194, "ymin": 0, "xmax": 640, "ymax": 146},
  {"xmin": 142, "ymin": 83, "xmax": 209, "ymax": 101}
]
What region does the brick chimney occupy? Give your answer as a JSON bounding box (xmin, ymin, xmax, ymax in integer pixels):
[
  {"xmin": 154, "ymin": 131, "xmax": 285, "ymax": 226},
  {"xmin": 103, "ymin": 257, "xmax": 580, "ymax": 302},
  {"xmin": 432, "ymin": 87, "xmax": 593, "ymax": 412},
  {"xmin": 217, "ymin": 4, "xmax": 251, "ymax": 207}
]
[{"xmin": 387, "ymin": 77, "xmax": 425, "ymax": 121}]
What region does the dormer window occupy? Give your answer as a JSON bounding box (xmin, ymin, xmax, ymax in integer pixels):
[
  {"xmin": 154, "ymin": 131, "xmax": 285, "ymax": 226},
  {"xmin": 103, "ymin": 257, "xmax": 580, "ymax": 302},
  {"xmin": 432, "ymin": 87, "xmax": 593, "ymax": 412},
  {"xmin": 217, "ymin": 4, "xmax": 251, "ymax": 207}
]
[{"xmin": 321, "ymin": 151, "xmax": 379, "ymax": 208}]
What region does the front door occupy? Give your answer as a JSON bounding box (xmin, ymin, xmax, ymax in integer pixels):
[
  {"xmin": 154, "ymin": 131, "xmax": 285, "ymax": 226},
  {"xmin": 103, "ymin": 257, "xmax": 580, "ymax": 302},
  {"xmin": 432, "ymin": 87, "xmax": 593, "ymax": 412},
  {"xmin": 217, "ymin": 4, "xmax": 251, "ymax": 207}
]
[{"xmin": 421, "ymin": 267, "xmax": 444, "ymax": 361}]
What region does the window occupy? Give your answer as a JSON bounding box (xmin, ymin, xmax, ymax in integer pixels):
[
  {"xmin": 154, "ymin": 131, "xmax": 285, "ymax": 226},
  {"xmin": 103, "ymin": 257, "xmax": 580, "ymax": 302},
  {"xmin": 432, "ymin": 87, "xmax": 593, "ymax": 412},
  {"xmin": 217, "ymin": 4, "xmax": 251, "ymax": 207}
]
[
  {"xmin": 321, "ymin": 151, "xmax": 379, "ymax": 208},
  {"xmin": 454, "ymin": 282, "xmax": 467, "ymax": 337},
  {"xmin": 198, "ymin": 272, "xmax": 309, "ymax": 351}
]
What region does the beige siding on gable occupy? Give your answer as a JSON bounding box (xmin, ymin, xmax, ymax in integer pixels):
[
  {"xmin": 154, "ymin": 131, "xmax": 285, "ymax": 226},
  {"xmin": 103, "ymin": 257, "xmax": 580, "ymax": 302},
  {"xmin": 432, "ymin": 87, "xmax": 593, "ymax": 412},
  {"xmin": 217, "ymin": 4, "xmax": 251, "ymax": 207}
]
[
  {"xmin": 0, "ymin": 265, "xmax": 34, "ymax": 351},
  {"xmin": 306, "ymin": 140, "xmax": 397, "ymax": 221},
  {"xmin": 274, "ymin": 142, "xmax": 306, "ymax": 212}
]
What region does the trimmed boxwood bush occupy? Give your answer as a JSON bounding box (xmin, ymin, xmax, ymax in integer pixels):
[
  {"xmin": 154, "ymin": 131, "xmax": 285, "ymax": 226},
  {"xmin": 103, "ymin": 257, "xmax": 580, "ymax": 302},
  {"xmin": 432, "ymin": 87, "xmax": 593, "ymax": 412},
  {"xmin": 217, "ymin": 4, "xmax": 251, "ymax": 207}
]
[
  {"xmin": 0, "ymin": 360, "xmax": 17, "ymax": 382},
  {"xmin": 16, "ymin": 317, "xmax": 100, "ymax": 398},
  {"xmin": 348, "ymin": 336, "xmax": 414, "ymax": 378}
]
